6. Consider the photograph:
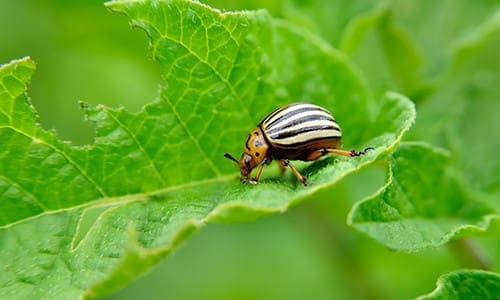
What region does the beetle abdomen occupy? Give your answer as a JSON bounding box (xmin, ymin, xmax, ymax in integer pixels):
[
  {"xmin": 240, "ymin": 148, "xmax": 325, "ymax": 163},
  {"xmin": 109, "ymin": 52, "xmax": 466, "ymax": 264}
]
[{"xmin": 259, "ymin": 103, "xmax": 342, "ymax": 159}]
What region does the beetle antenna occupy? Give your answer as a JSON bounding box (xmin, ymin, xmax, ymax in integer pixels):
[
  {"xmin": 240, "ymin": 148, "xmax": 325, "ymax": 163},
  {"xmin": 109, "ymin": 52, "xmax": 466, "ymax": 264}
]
[{"xmin": 224, "ymin": 152, "xmax": 239, "ymax": 165}]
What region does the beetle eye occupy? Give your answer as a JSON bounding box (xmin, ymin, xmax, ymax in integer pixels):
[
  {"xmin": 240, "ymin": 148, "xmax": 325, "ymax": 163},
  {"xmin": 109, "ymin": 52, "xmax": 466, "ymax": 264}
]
[{"xmin": 244, "ymin": 155, "xmax": 252, "ymax": 168}]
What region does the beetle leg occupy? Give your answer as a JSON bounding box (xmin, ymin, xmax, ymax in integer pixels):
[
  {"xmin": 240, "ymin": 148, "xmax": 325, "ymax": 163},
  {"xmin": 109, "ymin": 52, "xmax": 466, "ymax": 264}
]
[
  {"xmin": 349, "ymin": 147, "xmax": 375, "ymax": 156},
  {"xmin": 305, "ymin": 149, "xmax": 325, "ymax": 161},
  {"xmin": 250, "ymin": 158, "xmax": 269, "ymax": 184},
  {"xmin": 278, "ymin": 160, "xmax": 287, "ymax": 173},
  {"xmin": 280, "ymin": 159, "xmax": 308, "ymax": 186},
  {"xmin": 306, "ymin": 147, "xmax": 374, "ymax": 160}
]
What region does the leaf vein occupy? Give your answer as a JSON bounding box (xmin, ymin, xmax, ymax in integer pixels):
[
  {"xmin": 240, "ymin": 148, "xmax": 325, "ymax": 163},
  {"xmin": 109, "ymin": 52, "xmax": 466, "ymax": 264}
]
[
  {"xmin": 106, "ymin": 109, "xmax": 167, "ymax": 186},
  {"xmin": 70, "ymin": 206, "xmax": 114, "ymax": 252},
  {"xmin": 0, "ymin": 175, "xmax": 47, "ymax": 211},
  {"xmin": 163, "ymin": 95, "xmax": 221, "ymax": 176},
  {"xmin": 145, "ymin": 16, "xmax": 254, "ymax": 122},
  {"xmin": 0, "ymin": 125, "xmax": 108, "ymax": 198},
  {"xmin": 0, "ymin": 174, "xmax": 236, "ymax": 230}
]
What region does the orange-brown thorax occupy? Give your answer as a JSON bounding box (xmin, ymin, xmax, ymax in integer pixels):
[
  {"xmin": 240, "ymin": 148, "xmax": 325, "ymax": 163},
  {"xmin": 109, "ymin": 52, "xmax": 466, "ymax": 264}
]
[{"xmin": 238, "ymin": 127, "xmax": 269, "ymax": 177}]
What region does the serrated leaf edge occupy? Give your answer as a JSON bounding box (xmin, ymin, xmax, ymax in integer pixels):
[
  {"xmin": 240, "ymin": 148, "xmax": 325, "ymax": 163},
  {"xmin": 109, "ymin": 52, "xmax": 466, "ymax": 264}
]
[{"xmin": 347, "ymin": 141, "xmax": 500, "ymax": 251}]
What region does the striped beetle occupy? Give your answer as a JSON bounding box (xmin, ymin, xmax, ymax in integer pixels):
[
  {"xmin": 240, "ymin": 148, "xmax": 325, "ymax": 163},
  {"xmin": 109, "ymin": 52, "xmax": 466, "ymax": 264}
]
[{"xmin": 224, "ymin": 103, "xmax": 373, "ymax": 186}]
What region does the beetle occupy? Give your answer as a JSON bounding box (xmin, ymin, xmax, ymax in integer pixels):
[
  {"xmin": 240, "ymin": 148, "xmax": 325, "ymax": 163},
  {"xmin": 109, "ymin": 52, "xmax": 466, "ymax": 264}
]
[{"xmin": 224, "ymin": 102, "xmax": 373, "ymax": 186}]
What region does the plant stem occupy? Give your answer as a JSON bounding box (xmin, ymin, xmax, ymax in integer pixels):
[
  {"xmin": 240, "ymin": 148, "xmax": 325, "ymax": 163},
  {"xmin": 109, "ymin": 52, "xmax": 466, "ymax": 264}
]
[{"xmin": 448, "ymin": 238, "xmax": 491, "ymax": 270}]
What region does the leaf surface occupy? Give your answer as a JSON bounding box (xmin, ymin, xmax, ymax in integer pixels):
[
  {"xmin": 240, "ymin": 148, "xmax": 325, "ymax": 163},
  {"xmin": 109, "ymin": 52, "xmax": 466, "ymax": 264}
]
[
  {"xmin": 0, "ymin": 0, "xmax": 415, "ymax": 298},
  {"xmin": 349, "ymin": 142, "xmax": 500, "ymax": 251}
]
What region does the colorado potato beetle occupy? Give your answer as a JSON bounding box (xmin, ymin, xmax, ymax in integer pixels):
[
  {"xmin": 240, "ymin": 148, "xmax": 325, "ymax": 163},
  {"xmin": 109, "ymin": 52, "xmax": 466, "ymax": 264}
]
[{"xmin": 224, "ymin": 103, "xmax": 373, "ymax": 186}]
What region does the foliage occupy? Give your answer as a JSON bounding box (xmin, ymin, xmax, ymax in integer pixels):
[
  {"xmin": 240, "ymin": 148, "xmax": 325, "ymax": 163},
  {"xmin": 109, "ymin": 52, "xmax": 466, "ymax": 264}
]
[
  {"xmin": 418, "ymin": 270, "xmax": 500, "ymax": 300},
  {"xmin": 0, "ymin": 0, "xmax": 498, "ymax": 299}
]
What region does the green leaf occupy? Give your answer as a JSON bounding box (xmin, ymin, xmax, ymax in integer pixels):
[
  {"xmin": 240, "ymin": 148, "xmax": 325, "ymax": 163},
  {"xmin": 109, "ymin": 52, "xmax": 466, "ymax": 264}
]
[
  {"xmin": 342, "ymin": 6, "xmax": 435, "ymax": 101},
  {"xmin": 412, "ymin": 10, "xmax": 500, "ymax": 195},
  {"xmin": 386, "ymin": 1, "xmax": 499, "ymax": 79},
  {"xmin": 338, "ymin": 1, "xmax": 499, "ymax": 104},
  {"xmin": 340, "ymin": 3, "xmax": 500, "ymax": 254},
  {"xmin": 417, "ymin": 270, "xmax": 500, "ymax": 300},
  {"xmin": 281, "ymin": 0, "xmax": 381, "ymax": 47},
  {"xmin": 0, "ymin": 0, "xmax": 415, "ymax": 298},
  {"xmin": 339, "ymin": 1, "xmax": 388, "ymax": 55},
  {"xmin": 348, "ymin": 142, "xmax": 500, "ymax": 251}
]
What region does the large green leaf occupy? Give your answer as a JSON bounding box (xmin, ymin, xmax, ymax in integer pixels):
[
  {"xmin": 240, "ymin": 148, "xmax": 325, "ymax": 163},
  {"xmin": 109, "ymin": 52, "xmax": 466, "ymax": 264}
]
[
  {"xmin": 348, "ymin": 142, "xmax": 499, "ymax": 251},
  {"xmin": 417, "ymin": 270, "xmax": 500, "ymax": 300},
  {"xmin": 0, "ymin": 0, "xmax": 415, "ymax": 298}
]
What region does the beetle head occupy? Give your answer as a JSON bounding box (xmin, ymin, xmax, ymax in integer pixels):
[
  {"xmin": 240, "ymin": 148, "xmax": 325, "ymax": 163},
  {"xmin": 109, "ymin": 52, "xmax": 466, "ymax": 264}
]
[
  {"xmin": 224, "ymin": 127, "xmax": 269, "ymax": 181},
  {"xmin": 223, "ymin": 152, "xmax": 254, "ymax": 180}
]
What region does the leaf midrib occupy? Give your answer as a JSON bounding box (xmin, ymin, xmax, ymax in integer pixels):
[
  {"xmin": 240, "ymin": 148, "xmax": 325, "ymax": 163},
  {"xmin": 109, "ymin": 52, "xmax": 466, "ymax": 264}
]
[{"xmin": 0, "ymin": 174, "xmax": 236, "ymax": 230}]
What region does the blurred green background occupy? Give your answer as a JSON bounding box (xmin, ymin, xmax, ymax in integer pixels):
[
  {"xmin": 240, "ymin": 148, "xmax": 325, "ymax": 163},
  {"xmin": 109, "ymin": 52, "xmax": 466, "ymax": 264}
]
[
  {"xmin": 1, "ymin": 0, "xmax": 498, "ymax": 299},
  {"xmin": 0, "ymin": 0, "xmax": 160, "ymax": 145}
]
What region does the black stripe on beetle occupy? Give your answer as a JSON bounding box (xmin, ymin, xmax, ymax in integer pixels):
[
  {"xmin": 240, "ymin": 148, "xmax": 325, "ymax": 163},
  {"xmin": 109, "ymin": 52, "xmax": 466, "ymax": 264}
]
[
  {"xmin": 266, "ymin": 113, "xmax": 337, "ymax": 135},
  {"xmin": 269, "ymin": 124, "xmax": 340, "ymax": 140},
  {"xmin": 224, "ymin": 102, "xmax": 373, "ymax": 186},
  {"xmin": 265, "ymin": 105, "xmax": 326, "ymax": 129}
]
